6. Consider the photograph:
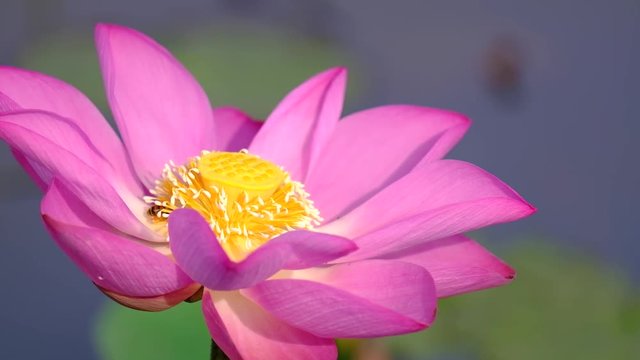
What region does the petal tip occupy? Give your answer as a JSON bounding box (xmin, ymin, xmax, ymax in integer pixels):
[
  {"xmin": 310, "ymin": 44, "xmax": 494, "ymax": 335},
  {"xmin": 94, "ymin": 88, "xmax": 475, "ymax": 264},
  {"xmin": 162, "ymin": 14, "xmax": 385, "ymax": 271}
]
[
  {"xmin": 343, "ymin": 239, "xmax": 359, "ymax": 255},
  {"xmin": 95, "ymin": 22, "xmax": 129, "ymax": 35},
  {"xmin": 498, "ymin": 260, "xmax": 517, "ymax": 281},
  {"xmin": 327, "ymin": 234, "xmax": 359, "ymax": 256},
  {"xmin": 457, "ymin": 113, "xmax": 473, "ymax": 128},
  {"xmin": 328, "ymin": 65, "xmax": 348, "ymax": 75},
  {"xmin": 95, "ymin": 22, "xmax": 151, "ymax": 47},
  {"xmin": 94, "ymin": 22, "xmax": 115, "ymax": 38},
  {"xmin": 439, "ymin": 108, "xmax": 473, "ymax": 129},
  {"xmin": 491, "ymin": 257, "xmax": 517, "ymax": 284},
  {"xmin": 318, "ymin": 66, "xmax": 348, "ymax": 84},
  {"xmin": 518, "ymin": 199, "xmax": 538, "ymax": 217}
]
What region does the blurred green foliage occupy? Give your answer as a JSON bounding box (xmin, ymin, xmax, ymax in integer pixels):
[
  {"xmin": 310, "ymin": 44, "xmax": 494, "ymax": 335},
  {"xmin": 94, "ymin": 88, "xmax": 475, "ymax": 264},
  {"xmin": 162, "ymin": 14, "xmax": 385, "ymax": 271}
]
[
  {"xmin": 19, "ymin": 23, "xmax": 359, "ymax": 120},
  {"xmin": 173, "ymin": 24, "xmax": 360, "ymax": 118},
  {"xmin": 95, "ymin": 301, "xmax": 210, "ymax": 360},
  {"xmin": 21, "ymin": 34, "xmax": 107, "ymax": 109}
]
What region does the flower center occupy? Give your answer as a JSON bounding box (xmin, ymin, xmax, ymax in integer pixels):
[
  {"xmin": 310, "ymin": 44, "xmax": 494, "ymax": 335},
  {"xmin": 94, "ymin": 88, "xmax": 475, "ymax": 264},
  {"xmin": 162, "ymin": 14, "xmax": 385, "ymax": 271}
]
[{"xmin": 144, "ymin": 150, "xmax": 321, "ymax": 261}]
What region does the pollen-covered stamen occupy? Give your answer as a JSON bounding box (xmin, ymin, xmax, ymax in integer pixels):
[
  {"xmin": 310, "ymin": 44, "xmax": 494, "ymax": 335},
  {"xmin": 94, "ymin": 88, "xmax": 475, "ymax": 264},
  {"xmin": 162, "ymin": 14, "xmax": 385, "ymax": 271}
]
[{"xmin": 144, "ymin": 150, "xmax": 322, "ymax": 261}]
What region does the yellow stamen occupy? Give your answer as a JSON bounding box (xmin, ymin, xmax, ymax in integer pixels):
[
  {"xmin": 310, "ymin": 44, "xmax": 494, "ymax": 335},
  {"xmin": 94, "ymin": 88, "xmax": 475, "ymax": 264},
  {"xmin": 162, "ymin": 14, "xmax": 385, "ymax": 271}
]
[{"xmin": 144, "ymin": 150, "xmax": 321, "ymax": 261}]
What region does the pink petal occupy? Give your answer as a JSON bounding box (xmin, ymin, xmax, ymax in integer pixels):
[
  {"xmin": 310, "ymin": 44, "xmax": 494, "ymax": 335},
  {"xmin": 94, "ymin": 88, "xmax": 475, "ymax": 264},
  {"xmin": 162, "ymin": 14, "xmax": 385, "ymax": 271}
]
[
  {"xmin": 243, "ymin": 259, "xmax": 437, "ymax": 338},
  {"xmin": 168, "ymin": 209, "xmax": 356, "ymax": 290},
  {"xmin": 0, "ymin": 67, "xmax": 142, "ymax": 194},
  {"xmin": 0, "ymin": 92, "xmax": 51, "ymax": 190},
  {"xmin": 0, "ymin": 90, "xmax": 19, "ymax": 112},
  {"xmin": 1, "ymin": 110, "xmax": 117, "ymax": 186},
  {"xmin": 0, "ymin": 91, "xmax": 49, "ymax": 189},
  {"xmin": 378, "ymin": 234, "xmax": 515, "ymax": 297},
  {"xmin": 213, "ymin": 107, "xmax": 261, "ymax": 152},
  {"xmin": 42, "ymin": 181, "xmax": 193, "ymax": 297},
  {"xmin": 202, "ymin": 290, "xmax": 336, "ymax": 360},
  {"xmin": 323, "ymin": 160, "xmax": 536, "ymax": 261},
  {"xmin": 306, "ymin": 105, "xmax": 470, "ymax": 222},
  {"xmin": 96, "ymin": 23, "xmax": 215, "ymax": 187},
  {"xmin": 0, "ymin": 111, "xmax": 158, "ymax": 240},
  {"xmin": 249, "ymin": 67, "xmax": 346, "ymax": 181},
  {"xmin": 99, "ymin": 283, "xmax": 202, "ymax": 312}
]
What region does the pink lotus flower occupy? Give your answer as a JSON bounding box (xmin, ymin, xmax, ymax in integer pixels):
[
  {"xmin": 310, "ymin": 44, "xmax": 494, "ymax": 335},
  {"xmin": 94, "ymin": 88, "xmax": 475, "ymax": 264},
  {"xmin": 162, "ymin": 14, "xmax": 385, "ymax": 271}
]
[{"xmin": 0, "ymin": 24, "xmax": 535, "ymax": 359}]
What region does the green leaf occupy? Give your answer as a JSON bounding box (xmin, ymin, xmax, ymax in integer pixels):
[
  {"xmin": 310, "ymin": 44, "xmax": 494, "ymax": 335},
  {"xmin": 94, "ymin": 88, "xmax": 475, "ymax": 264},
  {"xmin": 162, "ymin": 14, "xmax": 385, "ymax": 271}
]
[{"xmin": 94, "ymin": 302, "xmax": 210, "ymax": 360}]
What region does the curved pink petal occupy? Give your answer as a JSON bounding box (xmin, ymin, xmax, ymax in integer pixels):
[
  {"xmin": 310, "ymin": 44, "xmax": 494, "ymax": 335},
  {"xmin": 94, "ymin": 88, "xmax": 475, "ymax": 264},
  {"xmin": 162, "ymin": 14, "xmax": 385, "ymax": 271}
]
[
  {"xmin": 323, "ymin": 160, "xmax": 536, "ymax": 261},
  {"xmin": 249, "ymin": 67, "xmax": 346, "ymax": 181},
  {"xmin": 306, "ymin": 105, "xmax": 471, "ymax": 222},
  {"xmin": 0, "ymin": 67, "xmax": 142, "ymax": 194},
  {"xmin": 202, "ymin": 290, "xmax": 336, "ymax": 360},
  {"xmin": 99, "ymin": 283, "xmax": 202, "ymax": 312},
  {"xmin": 0, "ymin": 90, "xmax": 19, "ymax": 112},
  {"xmin": 0, "ymin": 92, "xmax": 50, "ymax": 189},
  {"xmin": 1, "ymin": 91, "xmax": 51, "ymax": 190},
  {"xmin": 1, "ymin": 110, "xmax": 118, "ymax": 186},
  {"xmin": 213, "ymin": 107, "xmax": 261, "ymax": 152},
  {"xmin": 168, "ymin": 209, "xmax": 356, "ymax": 290},
  {"xmin": 0, "ymin": 111, "xmax": 158, "ymax": 240},
  {"xmin": 378, "ymin": 234, "xmax": 515, "ymax": 297},
  {"xmin": 42, "ymin": 181, "xmax": 193, "ymax": 297},
  {"xmin": 243, "ymin": 260, "xmax": 437, "ymax": 338},
  {"xmin": 96, "ymin": 23, "xmax": 215, "ymax": 187}
]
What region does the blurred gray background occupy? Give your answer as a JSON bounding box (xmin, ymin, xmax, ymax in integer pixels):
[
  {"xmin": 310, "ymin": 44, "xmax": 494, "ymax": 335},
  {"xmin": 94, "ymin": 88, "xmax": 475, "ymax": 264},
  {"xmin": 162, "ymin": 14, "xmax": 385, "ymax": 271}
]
[{"xmin": 1, "ymin": 0, "xmax": 638, "ymax": 359}]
